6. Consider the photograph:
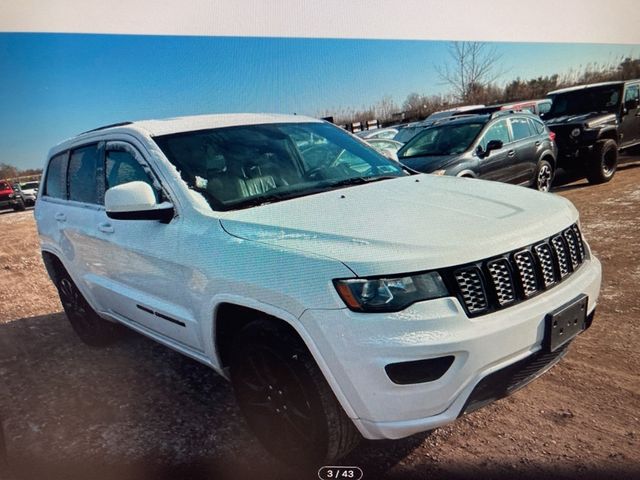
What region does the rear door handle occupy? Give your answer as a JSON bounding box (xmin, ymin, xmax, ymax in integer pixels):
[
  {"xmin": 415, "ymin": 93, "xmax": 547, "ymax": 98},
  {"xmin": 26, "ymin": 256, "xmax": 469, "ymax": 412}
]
[
  {"xmin": 534, "ymin": 141, "xmax": 541, "ymax": 147},
  {"xmin": 54, "ymin": 212, "xmax": 66, "ymax": 222},
  {"xmin": 98, "ymin": 222, "xmax": 114, "ymax": 234},
  {"xmin": 507, "ymin": 150, "xmax": 515, "ymax": 157}
]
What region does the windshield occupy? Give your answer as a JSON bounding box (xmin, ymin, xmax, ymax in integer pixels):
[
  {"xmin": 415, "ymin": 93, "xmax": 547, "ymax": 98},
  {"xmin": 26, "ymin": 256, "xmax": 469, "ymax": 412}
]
[
  {"xmin": 394, "ymin": 127, "xmax": 424, "ymax": 144},
  {"xmin": 398, "ymin": 122, "xmax": 484, "ymax": 158},
  {"xmin": 546, "ymin": 85, "xmax": 622, "ymax": 118},
  {"xmin": 21, "ymin": 182, "xmax": 39, "ymax": 189},
  {"xmin": 154, "ymin": 122, "xmax": 405, "ymax": 211}
]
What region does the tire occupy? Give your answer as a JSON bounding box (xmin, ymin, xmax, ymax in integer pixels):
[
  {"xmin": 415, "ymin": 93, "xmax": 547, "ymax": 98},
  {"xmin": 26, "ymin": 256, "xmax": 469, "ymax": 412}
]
[
  {"xmin": 55, "ymin": 270, "xmax": 124, "ymax": 347},
  {"xmin": 229, "ymin": 319, "xmax": 360, "ymax": 466},
  {"xmin": 533, "ymin": 159, "xmax": 554, "ymax": 192},
  {"xmin": 13, "ymin": 199, "xmax": 25, "ymax": 211},
  {"xmin": 586, "ymin": 139, "xmax": 618, "ymax": 184}
]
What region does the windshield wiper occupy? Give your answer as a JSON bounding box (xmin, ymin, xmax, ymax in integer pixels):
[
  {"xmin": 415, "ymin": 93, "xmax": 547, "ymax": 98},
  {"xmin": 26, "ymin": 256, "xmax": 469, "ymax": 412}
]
[
  {"xmin": 325, "ymin": 175, "xmax": 400, "ymax": 189},
  {"xmin": 400, "ymin": 152, "xmax": 450, "ymax": 159},
  {"xmin": 228, "ymin": 175, "xmax": 401, "ymax": 210}
]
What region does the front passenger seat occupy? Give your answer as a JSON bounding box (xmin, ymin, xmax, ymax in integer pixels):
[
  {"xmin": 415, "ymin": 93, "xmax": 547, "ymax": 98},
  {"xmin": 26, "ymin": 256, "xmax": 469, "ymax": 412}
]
[{"xmin": 236, "ymin": 164, "xmax": 278, "ymax": 197}]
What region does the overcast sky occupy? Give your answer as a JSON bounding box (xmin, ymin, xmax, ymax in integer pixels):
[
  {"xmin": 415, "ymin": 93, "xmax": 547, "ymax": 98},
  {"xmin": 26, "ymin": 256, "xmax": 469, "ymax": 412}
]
[{"xmin": 1, "ymin": 33, "xmax": 638, "ymax": 169}]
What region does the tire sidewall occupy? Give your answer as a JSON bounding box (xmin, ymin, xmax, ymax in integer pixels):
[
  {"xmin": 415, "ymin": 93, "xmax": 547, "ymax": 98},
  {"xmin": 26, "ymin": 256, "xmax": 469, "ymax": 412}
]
[
  {"xmin": 588, "ymin": 139, "xmax": 618, "ymax": 183},
  {"xmin": 229, "ymin": 323, "xmax": 331, "ymax": 465},
  {"xmin": 55, "ymin": 271, "xmax": 121, "ymax": 346}
]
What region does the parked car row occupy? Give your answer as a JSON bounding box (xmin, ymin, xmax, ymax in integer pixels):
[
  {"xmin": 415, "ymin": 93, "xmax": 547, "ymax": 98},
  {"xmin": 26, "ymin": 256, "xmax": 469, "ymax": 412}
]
[
  {"xmin": 0, "ymin": 180, "xmax": 39, "ymax": 212},
  {"xmin": 358, "ymin": 78, "xmax": 640, "ymax": 189}
]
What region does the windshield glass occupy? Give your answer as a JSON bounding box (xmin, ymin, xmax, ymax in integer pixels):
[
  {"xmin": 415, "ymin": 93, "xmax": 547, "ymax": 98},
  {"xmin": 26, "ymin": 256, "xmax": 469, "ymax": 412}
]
[
  {"xmin": 546, "ymin": 85, "xmax": 622, "ymax": 118},
  {"xmin": 398, "ymin": 122, "xmax": 484, "ymax": 158},
  {"xmin": 21, "ymin": 182, "xmax": 39, "ymax": 189},
  {"xmin": 154, "ymin": 122, "xmax": 405, "ymax": 211}
]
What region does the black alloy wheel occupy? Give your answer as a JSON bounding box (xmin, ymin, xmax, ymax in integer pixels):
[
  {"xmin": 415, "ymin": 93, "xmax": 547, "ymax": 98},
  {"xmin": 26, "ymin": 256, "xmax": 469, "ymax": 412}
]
[{"xmin": 230, "ymin": 320, "xmax": 360, "ymax": 466}]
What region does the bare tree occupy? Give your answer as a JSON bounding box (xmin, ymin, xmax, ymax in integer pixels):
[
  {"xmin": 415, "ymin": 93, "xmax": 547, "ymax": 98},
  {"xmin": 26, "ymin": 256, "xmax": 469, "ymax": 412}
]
[
  {"xmin": 374, "ymin": 95, "xmax": 398, "ymax": 122},
  {"xmin": 436, "ymin": 42, "xmax": 504, "ymax": 103}
]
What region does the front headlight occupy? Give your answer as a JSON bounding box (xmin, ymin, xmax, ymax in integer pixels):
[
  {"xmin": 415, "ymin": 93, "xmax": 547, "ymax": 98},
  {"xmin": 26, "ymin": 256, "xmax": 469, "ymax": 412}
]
[
  {"xmin": 570, "ymin": 128, "xmax": 581, "ymax": 137},
  {"xmin": 334, "ymin": 271, "xmax": 449, "ymax": 312},
  {"xmin": 432, "ymin": 169, "xmax": 447, "ymax": 176}
]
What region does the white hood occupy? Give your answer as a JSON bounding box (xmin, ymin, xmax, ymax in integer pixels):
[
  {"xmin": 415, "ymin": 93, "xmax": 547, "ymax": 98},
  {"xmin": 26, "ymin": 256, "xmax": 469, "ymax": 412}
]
[{"xmin": 220, "ymin": 175, "xmax": 577, "ymax": 277}]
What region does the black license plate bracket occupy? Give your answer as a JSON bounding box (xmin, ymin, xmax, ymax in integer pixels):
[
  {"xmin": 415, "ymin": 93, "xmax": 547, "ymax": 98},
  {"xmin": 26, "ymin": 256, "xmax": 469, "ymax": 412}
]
[{"xmin": 543, "ymin": 294, "xmax": 588, "ymax": 352}]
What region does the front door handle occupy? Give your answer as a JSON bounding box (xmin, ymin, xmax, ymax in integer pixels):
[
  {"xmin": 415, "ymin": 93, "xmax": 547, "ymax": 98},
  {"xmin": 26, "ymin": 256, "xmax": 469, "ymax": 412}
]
[
  {"xmin": 54, "ymin": 212, "xmax": 66, "ymax": 222},
  {"xmin": 507, "ymin": 150, "xmax": 516, "ymax": 158},
  {"xmin": 98, "ymin": 222, "xmax": 114, "ymax": 234}
]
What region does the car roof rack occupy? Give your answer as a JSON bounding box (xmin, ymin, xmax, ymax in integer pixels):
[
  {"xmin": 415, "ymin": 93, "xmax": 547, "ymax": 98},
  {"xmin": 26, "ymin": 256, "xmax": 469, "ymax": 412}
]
[
  {"xmin": 432, "ymin": 114, "xmax": 479, "ymax": 125},
  {"xmin": 79, "ymin": 121, "xmax": 134, "ymax": 135}
]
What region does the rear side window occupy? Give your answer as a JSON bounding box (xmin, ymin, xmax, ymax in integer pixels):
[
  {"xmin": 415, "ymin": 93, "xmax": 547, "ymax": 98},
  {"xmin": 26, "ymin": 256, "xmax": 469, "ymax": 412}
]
[
  {"xmin": 510, "ymin": 118, "xmax": 533, "ymax": 141},
  {"xmin": 68, "ymin": 145, "xmax": 100, "ymax": 204},
  {"xmin": 528, "ymin": 118, "xmax": 545, "ymax": 135},
  {"xmin": 105, "ymin": 149, "xmax": 159, "ymax": 201},
  {"xmin": 44, "ymin": 153, "xmax": 68, "ymax": 199}
]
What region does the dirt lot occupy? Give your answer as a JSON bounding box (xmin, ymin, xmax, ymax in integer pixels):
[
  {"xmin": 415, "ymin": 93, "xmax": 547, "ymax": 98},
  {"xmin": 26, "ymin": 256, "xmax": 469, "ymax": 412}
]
[{"xmin": 1, "ymin": 163, "xmax": 639, "ymax": 480}]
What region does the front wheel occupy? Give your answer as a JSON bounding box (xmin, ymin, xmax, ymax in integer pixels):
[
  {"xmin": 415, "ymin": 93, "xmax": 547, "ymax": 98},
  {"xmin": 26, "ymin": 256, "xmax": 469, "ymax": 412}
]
[
  {"xmin": 13, "ymin": 199, "xmax": 25, "ymax": 211},
  {"xmin": 55, "ymin": 271, "xmax": 124, "ymax": 347},
  {"xmin": 533, "ymin": 159, "xmax": 554, "ymax": 192},
  {"xmin": 229, "ymin": 320, "xmax": 360, "ymax": 466},
  {"xmin": 586, "ymin": 139, "xmax": 618, "ymax": 184}
]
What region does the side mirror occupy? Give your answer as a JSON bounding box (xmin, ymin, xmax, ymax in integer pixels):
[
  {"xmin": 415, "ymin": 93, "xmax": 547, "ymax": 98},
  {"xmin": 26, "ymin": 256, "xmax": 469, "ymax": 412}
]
[
  {"xmin": 486, "ymin": 139, "xmax": 503, "ymax": 152},
  {"xmin": 105, "ymin": 181, "xmax": 174, "ymax": 222}
]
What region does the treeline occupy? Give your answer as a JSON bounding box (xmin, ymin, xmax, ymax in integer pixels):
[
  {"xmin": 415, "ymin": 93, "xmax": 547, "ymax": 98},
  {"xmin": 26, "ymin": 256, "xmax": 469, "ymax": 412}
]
[
  {"xmin": 324, "ymin": 56, "xmax": 640, "ymax": 127},
  {"xmin": 0, "ymin": 163, "xmax": 42, "ymax": 181}
]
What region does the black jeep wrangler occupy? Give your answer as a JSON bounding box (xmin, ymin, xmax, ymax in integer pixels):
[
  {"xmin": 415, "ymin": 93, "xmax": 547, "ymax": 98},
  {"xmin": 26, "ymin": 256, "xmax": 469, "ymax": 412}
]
[{"xmin": 544, "ymin": 79, "xmax": 640, "ymax": 184}]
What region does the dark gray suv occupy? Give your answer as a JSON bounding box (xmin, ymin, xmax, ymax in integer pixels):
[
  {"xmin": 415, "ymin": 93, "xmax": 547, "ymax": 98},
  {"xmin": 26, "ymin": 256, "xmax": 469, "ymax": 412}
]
[{"xmin": 397, "ymin": 111, "xmax": 558, "ymax": 191}]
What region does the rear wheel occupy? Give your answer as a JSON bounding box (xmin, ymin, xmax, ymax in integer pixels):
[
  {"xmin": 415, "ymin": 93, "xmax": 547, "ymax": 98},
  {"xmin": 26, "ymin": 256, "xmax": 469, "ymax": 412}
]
[
  {"xmin": 586, "ymin": 139, "xmax": 618, "ymax": 184},
  {"xmin": 533, "ymin": 159, "xmax": 554, "ymax": 192},
  {"xmin": 13, "ymin": 198, "xmax": 25, "ymax": 211},
  {"xmin": 229, "ymin": 319, "xmax": 360, "ymax": 466},
  {"xmin": 55, "ymin": 271, "xmax": 123, "ymax": 347}
]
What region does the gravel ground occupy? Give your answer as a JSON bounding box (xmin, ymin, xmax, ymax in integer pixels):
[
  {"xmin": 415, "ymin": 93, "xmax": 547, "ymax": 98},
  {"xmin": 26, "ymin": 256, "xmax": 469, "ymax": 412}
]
[{"xmin": 1, "ymin": 161, "xmax": 639, "ymax": 480}]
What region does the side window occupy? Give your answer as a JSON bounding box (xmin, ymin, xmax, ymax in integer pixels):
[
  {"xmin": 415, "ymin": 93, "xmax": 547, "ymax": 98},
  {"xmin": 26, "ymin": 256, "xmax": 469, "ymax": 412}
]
[
  {"xmin": 538, "ymin": 101, "xmax": 552, "ymax": 115},
  {"xmin": 68, "ymin": 145, "xmax": 100, "ymax": 204},
  {"xmin": 624, "ymin": 84, "xmax": 639, "ymax": 105},
  {"xmin": 510, "ymin": 117, "xmax": 533, "ymax": 141},
  {"xmin": 480, "ymin": 120, "xmax": 510, "ymax": 150},
  {"xmin": 529, "ymin": 118, "xmax": 545, "ymax": 135},
  {"xmin": 44, "ymin": 152, "xmax": 68, "ymax": 199},
  {"xmin": 105, "ymin": 149, "xmax": 158, "ymax": 201}
]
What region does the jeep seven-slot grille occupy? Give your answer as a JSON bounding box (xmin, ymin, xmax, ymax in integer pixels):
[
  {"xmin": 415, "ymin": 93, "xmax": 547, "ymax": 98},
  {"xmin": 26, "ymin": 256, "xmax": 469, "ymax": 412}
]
[{"xmin": 452, "ymin": 223, "xmax": 586, "ymax": 317}]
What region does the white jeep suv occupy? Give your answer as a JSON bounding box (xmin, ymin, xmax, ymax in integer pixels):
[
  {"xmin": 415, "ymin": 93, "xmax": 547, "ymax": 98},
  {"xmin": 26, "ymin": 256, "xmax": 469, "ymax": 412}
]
[{"xmin": 35, "ymin": 114, "xmax": 601, "ymax": 465}]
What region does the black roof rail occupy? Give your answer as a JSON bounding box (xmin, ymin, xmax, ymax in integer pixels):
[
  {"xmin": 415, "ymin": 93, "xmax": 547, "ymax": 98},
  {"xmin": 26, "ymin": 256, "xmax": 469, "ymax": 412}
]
[
  {"xmin": 489, "ymin": 110, "xmax": 516, "ymax": 119},
  {"xmin": 490, "ymin": 109, "xmax": 537, "ymax": 120},
  {"xmin": 79, "ymin": 121, "xmax": 133, "ymax": 135},
  {"xmin": 432, "ymin": 114, "xmax": 478, "ymax": 125}
]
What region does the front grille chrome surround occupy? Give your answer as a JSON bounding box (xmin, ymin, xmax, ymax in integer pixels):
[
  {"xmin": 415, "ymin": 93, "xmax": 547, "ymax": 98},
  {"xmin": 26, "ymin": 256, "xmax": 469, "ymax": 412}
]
[{"xmin": 452, "ymin": 223, "xmax": 586, "ymax": 317}]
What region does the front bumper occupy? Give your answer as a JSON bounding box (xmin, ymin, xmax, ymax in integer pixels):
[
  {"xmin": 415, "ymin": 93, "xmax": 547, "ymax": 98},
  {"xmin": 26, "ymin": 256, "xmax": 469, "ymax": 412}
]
[
  {"xmin": 0, "ymin": 199, "xmax": 20, "ymax": 209},
  {"xmin": 299, "ymin": 256, "xmax": 601, "ymax": 440}
]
